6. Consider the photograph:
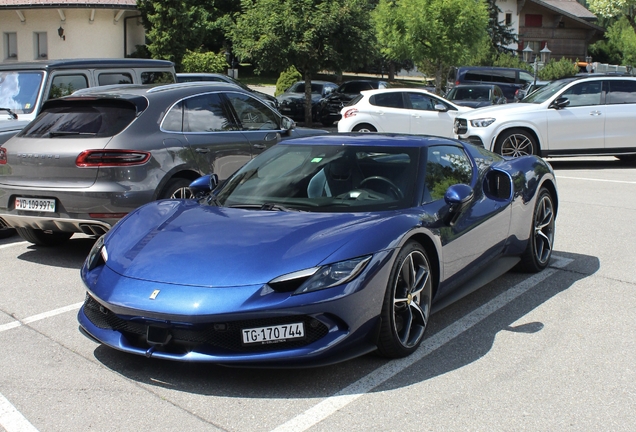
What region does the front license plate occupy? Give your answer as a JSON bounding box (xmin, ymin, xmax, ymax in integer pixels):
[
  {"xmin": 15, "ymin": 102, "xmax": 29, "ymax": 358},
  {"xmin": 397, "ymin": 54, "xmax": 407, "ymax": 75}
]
[
  {"xmin": 15, "ymin": 197, "xmax": 56, "ymax": 212},
  {"xmin": 242, "ymin": 322, "xmax": 305, "ymax": 345}
]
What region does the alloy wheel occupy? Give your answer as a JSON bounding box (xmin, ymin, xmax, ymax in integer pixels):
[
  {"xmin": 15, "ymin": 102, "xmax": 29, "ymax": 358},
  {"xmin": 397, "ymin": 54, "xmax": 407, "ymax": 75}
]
[
  {"xmin": 392, "ymin": 250, "xmax": 431, "ymax": 348},
  {"xmin": 501, "ymin": 133, "xmax": 535, "ymax": 157},
  {"xmin": 533, "ymin": 193, "xmax": 555, "ymax": 265}
]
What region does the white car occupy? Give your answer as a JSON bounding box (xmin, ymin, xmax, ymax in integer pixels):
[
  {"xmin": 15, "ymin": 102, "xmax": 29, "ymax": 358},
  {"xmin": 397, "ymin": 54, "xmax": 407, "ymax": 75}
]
[
  {"xmin": 454, "ymin": 75, "xmax": 636, "ymax": 161},
  {"xmin": 337, "ymin": 88, "xmax": 473, "ymax": 137}
]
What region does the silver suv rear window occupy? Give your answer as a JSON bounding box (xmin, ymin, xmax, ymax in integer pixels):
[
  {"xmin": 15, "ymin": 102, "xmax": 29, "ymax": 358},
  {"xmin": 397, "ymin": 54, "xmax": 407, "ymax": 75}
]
[{"xmin": 19, "ymin": 100, "xmax": 137, "ymax": 138}]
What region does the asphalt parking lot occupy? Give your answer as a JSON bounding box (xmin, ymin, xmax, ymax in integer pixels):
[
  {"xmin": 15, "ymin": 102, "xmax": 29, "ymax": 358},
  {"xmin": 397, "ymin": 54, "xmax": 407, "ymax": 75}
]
[{"xmin": 1, "ymin": 155, "xmax": 634, "ymax": 431}]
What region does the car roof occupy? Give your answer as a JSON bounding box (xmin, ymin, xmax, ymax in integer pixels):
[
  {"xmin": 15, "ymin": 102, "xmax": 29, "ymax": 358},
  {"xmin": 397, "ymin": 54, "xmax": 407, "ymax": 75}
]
[
  {"xmin": 281, "ymin": 132, "xmax": 460, "ymax": 148},
  {"xmin": 67, "ymin": 81, "xmax": 244, "ymax": 98},
  {"xmin": 0, "ymin": 58, "xmax": 174, "ymax": 71},
  {"xmin": 358, "ymin": 87, "xmax": 435, "ymax": 96},
  {"xmin": 452, "ymin": 84, "xmax": 500, "ymax": 88}
]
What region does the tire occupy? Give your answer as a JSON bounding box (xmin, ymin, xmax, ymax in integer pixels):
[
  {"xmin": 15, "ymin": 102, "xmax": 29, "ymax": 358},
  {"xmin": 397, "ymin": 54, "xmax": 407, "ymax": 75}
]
[
  {"xmin": 15, "ymin": 227, "xmax": 73, "ymax": 246},
  {"xmin": 377, "ymin": 241, "xmax": 433, "ymax": 358},
  {"xmin": 0, "ymin": 227, "xmax": 16, "ymax": 239},
  {"xmin": 352, "ymin": 124, "xmax": 377, "ymax": 133},
  {"xmin": 495, "ymin": 128, "xmax": 538, "ymax": 157},
  {"xmin": 160, "ymin": 178, "xmax": 194, "ymax": 200},
  {"xmin": 516, "ymin": 188, "xmax": 555, "ymax": 272}
]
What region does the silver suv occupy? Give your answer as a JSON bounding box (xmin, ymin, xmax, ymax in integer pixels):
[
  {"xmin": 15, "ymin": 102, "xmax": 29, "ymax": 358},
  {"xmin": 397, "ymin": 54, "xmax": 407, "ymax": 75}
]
[
  {"xmin": 454, "ymin": 75, "xmax": 636, "ymax": 162},
  {"xmin": 0, "ymin": 82, "xmax": 324, "ymax": 246}
]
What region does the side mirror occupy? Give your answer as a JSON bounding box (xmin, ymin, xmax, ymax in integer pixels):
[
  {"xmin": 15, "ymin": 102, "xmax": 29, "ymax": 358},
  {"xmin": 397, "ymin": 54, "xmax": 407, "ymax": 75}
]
[
  {"xmin": 434, "ymin": 103, "xmax": 448, "ymax": 112},
  {"xmin": 281, "ymin": 116, "xmax": 295, "ymax": 131},
  {"xmin": 189, "ymin": 173, "xmax": 218, "ymax": 197},
  {"xmin": 444, "ymin": 183, "xmax": 473, "ymax": 214},
  {"xmin": 549, "ymin": 97, "xmax": 570, "ymax": 110}
]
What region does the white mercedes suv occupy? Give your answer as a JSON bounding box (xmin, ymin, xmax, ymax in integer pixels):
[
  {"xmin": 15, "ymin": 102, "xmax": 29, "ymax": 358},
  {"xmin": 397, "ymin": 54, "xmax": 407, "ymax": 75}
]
[{"xmin": 454, "ymin": 75, "xmax": 636, "ymax": 162}]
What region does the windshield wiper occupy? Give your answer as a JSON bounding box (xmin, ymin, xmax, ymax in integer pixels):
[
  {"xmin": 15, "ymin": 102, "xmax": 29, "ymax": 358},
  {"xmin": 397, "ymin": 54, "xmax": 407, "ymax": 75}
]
[
  {"xmin": 46, "ymin": 131, "xmax": 97, "ymax": 137},
  {"xmin": 0, "ymin": 108, "xmax": 18, "ymax": 120},
  {"xmin": 230, "ymin": 203, "xmax": 300, "ymax": 212}
]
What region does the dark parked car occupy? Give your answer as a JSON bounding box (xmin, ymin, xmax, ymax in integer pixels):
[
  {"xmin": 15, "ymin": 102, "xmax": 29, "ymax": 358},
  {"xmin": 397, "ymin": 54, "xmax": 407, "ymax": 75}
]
[
  {"xmin": 445, "ymin": 84, "xmax": 507, "ymax": 108},
  {"xmin": 514, "ymin": 80, "xmax": 550, "ymax": 101},
  {"xmin": 318, "ymin": 80, "xmax": 390, "ymax": 126},
  {"xmin": 176, "ymin": 72, "xmax": 279, "ymax": 109},
  {"xmin": 276, "ymin": 80, "xmax": 338, "ymax": 121},
  {"xmin": 446, "ymin": 66, "xmax": 534, "ymax": 102},
  {"xmin": 0, "ymin": 82, "xmax": 325, "ymax": 246},
  {"xmin": 77, "ymin": 133, "xmax": 557, "ymax": 366}
]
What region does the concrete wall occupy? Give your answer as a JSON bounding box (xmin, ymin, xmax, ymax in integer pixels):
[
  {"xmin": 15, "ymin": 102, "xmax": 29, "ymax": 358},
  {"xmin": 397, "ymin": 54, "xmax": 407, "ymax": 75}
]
[{"xmin": 0, "ymin": 8, "xmax": 144, "ymax": 62}]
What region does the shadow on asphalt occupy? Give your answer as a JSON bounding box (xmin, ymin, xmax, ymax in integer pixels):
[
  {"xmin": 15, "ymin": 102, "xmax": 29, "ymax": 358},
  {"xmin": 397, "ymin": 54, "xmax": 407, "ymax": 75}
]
[
  {"xmin": 90, "ymin": 250, "xmax": 598, "ymax": 399},
  {"xmin": 13, "ymin": 235, "xmax": 96, "ymax": 269}
]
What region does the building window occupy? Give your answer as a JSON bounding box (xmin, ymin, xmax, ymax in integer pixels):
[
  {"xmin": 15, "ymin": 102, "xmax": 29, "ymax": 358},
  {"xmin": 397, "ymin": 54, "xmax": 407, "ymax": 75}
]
[
  {"xmin": 35, "ymin": 32, "xmax": 47, "ymax": 59},
  {"xmin": 4, "ymin": 32, "xmax": 18, "ymax": 60},
  {"xmin": 505, "ymin": 13, "xmax": 512, "ymax": 26},
  {"xmin": 525, "ymin": 14, "xmax": 543, "ymax": 27}
]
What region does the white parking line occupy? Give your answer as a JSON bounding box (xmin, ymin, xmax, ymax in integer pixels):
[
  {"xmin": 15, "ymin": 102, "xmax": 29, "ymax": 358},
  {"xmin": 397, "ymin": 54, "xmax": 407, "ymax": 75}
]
[
  {"xmin": 271, "ymin": 256, "xmax": 573, "ymax": 432},
  {"xmin": 0, "ymin": 392, "xmax": 39, "ymax": 432},
  {"xmin": 557, "ymin": 175, "xmax": 636, "ymax": 185},
  {"xmin": 0, "ymin": 302, "xmax": 83, "ymax": 334},
  {"xmin": 0, "ymin": 242, "xmax": 28, "ymax": 250}
]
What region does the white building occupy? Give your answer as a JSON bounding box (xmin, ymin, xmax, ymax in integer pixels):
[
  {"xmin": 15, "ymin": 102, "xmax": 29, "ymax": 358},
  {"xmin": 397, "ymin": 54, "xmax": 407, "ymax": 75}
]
[{"xmin": 0, "ymin": 0, "xmax": 145, "ymax": 62}]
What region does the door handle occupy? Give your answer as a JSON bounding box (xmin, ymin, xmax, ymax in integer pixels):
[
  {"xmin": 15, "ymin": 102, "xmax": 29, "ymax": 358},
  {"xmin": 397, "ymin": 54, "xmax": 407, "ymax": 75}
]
[
  {"xmin": 195, "ymin": 148, "xmax": 210, "ymax": 153},
  {"xmin": 590, "ymin": 111, "xmax": 602, "ymax": 116},
  {"xmin": 253, "ymin": 144, "xmax": 266, "ymax": 150}
]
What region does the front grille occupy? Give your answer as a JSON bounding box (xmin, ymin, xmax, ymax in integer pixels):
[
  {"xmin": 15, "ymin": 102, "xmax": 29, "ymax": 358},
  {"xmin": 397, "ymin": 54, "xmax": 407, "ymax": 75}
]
[
  {"xmin": 83, "ymin": 295, "xmax": 329, "ymax": 353},
  {"xmin": 454, "ymin": 118, "xmax": 467, "ymax": 135}
]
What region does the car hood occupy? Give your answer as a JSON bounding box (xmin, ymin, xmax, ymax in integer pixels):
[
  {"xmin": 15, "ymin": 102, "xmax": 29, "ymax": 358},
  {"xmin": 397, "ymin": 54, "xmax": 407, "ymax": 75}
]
[
  {"xmin": 104, "ymin": 200, "xmax": 390, "ymax": 287},
  {"xmin": 459, "ymin": 102, "xmax": 540, "ymax": 118}
]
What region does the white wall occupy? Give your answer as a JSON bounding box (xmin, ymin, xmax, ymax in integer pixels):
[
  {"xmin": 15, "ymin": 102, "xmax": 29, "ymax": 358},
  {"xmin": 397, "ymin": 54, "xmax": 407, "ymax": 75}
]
[
  {"xmin": 496, "ymin": 0, "xmax": 520, "ymax": 51},
  {"xmin": 0, "ymin": 8, "xmax": 145, "ymax": 61}
]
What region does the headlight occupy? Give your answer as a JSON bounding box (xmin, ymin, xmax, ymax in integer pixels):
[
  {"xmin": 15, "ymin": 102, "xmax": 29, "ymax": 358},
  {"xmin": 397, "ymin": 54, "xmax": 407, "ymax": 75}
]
[
  {"xmin": 470, "ymin": 118, "xmax": 496, "ymax": 128},
  {"xmin": 294, "ymin": 256, "xmax": 372, "ymax": 294},
  {"xmin": 86, "ymin": 235, "xmax": 108, "ymax": 270}
]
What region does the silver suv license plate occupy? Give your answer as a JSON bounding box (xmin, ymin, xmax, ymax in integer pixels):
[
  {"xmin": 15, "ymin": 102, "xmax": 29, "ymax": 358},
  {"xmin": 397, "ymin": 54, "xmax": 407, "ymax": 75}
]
[{"xmin": 15, "ymin": 197, "xmax": 56, "ymax": 212}]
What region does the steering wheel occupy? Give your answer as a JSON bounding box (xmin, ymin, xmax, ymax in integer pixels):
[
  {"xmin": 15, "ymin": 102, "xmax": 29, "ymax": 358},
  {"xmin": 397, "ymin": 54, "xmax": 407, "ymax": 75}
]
[{"xmin": 359, "ymin": 176, "xmax": 403, "ymax": 199}]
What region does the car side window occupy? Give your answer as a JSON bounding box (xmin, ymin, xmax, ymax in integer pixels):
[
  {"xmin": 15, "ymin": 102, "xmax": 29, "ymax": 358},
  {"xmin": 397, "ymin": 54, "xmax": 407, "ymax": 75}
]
[
  {"xmin": 141, "ymin": 71, "xmax": 175, "ymax": 84},
  {"xmin": 98, "ymin": 73, "xmax": 133, "ymax": 86},
  {"xmin": 162, "ymin": 101, "xmax": 183, "ymax": 132},
  {"xmin": 607, "ymin": 80, "xmax": 636, "ymax": 104},
  {"xmin": 48, "ymin": 74, "xmax": 88, "ymax": 99},
  {"xmin": 423, "ymin": 145, "xmax": 473, "ymax": 203},
  {"xmin": 561, "ymin": 81, "xmax": 602, "ymax": 107},
  {"xmin": 225, "ymin": 92, "xmax": 279, "ymax": 131},
  {"xmin": 370, "ymin": 92, "xmax": 404, "ymax": 108},
  {"xmin": 408, "ymin": 93, "xmax": 436, "ymax": 111},
  {"xmin": 183, "ymin": 93, "xmax": 237, "ymax": 132}
]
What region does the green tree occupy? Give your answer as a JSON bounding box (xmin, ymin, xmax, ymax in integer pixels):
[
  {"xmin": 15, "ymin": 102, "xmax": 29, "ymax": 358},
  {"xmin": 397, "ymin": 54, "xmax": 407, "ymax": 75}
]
[
  {"xmin": 373, "ymin": 0, "xmax": 489, "ymax": 93},
  {"xmin": 137, "ymin": 1, "xmax": 210, "ymax": 70},
  {"xmin": 587, "ymin": 0, "xmax": 636, "ymax": 33},
  {"xmin": 603, "ymin": 16, "xmax": 636, "ymax": 65},
  {"xmin": 229, "ymin": 0, "xmax": 375, "ymax": 125}
]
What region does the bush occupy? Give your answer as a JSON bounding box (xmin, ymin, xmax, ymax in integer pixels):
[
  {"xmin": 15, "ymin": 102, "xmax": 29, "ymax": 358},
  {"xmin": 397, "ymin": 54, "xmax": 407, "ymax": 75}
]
[
  {"xmin": 181, "ymin": 50, "xmax": 228, "ymax": 73},
  {"xmin": 275, "ymin": 66, "xmax": 301, "ymax": 96},
  {"xmin": 538, "ymin": 57, "xmax": 578, "ymax": 80},
  {"xmin": 492, "ymin": 53, "xmax": 533, "ymax": 73}
]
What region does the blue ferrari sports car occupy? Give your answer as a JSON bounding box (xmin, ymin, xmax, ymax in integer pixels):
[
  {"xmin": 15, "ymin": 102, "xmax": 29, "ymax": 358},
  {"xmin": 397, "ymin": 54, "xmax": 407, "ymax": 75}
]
[{"xmin": 78, "ymin": 134, "xmax": 557, "ymax": 366}]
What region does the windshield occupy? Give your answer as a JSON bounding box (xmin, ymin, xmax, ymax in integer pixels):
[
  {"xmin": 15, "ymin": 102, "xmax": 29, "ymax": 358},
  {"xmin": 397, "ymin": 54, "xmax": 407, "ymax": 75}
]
[
  {"xmin": 0, "ymin": 71, "xmax": 44, "ymax": 115},
  {"xmin": 289, "ymin": 82, "xmax": 323, "ymax": 94},
  {"xmin": 214, "ymin": 144, "xmax": 419, "ymax": 212},
  {"xmin": 522, "ymin": 78, "xmax": 576, "ymax": 103},
  {"xmin": 447, "ymin": 86, "xmax": 492, "ymax": 101}
]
